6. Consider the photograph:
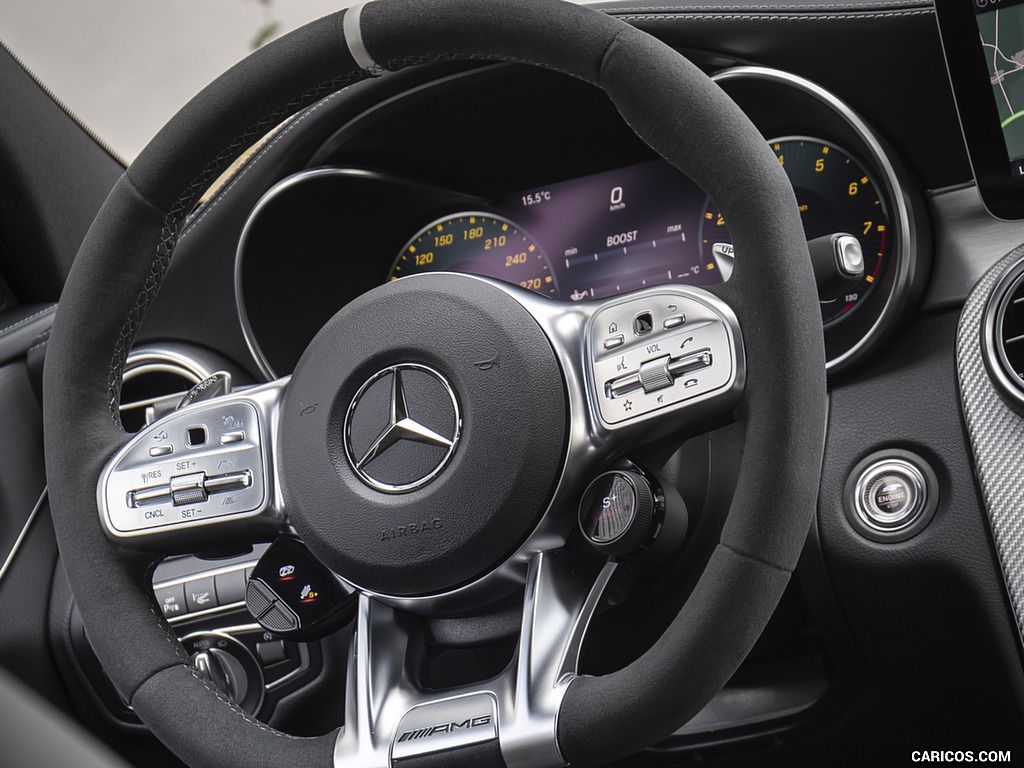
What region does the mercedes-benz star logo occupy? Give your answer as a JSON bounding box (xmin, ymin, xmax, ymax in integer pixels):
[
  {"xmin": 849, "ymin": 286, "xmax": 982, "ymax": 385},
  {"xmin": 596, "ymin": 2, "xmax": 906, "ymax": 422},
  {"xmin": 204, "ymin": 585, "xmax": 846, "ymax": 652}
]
[{"xmin": 343, "ymin": 364, "xmax": 461, "ymax": 493}]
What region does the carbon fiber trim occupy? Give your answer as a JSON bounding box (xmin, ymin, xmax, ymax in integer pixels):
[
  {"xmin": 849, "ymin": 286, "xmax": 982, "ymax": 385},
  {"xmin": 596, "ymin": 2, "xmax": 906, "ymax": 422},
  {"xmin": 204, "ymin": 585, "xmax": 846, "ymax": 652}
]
[{"xmin": 957, "ymin": 242, "xmax": 1024, "ymax": 643}]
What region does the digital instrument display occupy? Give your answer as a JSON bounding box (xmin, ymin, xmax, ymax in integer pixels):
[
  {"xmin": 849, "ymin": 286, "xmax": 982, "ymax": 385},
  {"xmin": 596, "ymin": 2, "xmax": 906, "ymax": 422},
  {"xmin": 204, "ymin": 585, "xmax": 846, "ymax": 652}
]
[
  {"xmin": 391, "ymin": 139, "xmax": 891, "ymax": 330},
  {"xmin": 393, "ymin": 159, "xmax": 715, "ymax": 300},
  {"xmin": 936, "ymin": 0, "xmax": 1024, "ymax": 218}
]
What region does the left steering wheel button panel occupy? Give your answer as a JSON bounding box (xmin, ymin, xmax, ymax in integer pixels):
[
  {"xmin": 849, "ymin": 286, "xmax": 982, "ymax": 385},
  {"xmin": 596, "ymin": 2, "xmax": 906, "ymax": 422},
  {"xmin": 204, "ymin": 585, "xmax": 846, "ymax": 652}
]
[{"xmin": 99, "ymin": 399, "xmax": 269, "ymax": 537}]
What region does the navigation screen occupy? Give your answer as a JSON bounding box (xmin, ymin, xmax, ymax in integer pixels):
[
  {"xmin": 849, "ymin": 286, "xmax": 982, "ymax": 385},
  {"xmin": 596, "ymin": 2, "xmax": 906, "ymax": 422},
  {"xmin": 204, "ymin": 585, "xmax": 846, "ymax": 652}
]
[
  {"xmin": 975, "ymin": 0, "xmax": 1024, "ymax": 166},
  {"xmin": 938, "ymin": 0, "xmax": 1024, "ymax": 217}
]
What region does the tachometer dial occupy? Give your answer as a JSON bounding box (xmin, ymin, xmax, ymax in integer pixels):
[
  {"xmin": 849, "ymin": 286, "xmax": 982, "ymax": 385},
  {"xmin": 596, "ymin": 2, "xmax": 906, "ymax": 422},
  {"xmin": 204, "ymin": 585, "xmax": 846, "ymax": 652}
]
[
  {"xmin": 390, "ymin": 213, "xmax": 557, "ymax": 297},
  {"xmin": 700, "ymin": 137, "xmax": 889, "ymax": 329}
]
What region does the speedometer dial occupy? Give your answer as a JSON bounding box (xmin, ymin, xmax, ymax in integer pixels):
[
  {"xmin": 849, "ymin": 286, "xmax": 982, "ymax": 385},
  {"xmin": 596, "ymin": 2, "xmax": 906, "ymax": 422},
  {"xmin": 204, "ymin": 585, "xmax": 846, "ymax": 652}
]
[
  {"xmin": 390, "ymin": 213, "xmax": 557, "ymax": 297},
  {"xmin": 700, "ymin": 137, "xmax": 889, "ymax": 329}
]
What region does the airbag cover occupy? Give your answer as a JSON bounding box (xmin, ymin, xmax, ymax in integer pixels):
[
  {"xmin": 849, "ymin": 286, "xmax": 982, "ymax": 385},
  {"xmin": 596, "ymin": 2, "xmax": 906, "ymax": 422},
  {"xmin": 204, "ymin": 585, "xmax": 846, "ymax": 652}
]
[{"xmin": 279, "ymin": 274, "xmax": 567, "ymax": 597}]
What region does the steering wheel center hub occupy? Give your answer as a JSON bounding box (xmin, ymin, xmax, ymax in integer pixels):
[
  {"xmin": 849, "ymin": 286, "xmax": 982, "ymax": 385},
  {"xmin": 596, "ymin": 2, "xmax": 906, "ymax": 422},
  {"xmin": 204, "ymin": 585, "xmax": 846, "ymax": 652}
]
[
  {"xmin": 279, "ymin": 273, "xmax": 568, "ymax": 598},
  {"xmin": 343, "ymin": 362, "xmax": 462, "ymax": 493}
]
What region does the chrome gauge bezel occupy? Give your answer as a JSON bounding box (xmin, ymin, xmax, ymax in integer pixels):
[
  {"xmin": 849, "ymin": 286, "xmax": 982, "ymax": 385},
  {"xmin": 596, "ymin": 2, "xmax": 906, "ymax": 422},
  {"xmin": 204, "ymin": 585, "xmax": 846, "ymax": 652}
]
[{"xmin": 711, "ymin": 66, "xmax": 922, "ymax": 376}]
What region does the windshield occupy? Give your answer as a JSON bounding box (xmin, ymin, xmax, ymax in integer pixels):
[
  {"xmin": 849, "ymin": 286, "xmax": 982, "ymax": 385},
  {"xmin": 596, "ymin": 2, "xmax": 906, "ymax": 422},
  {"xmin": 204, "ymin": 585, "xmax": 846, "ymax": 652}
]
[{"xmin": 0, "ymin": 0, "xmax": 344, "ymax": 162}]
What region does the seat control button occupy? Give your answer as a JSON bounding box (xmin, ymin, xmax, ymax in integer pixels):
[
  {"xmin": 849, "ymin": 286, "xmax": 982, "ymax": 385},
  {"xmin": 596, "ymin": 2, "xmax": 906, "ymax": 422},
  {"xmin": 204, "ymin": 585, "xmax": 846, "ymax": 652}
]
[{"xmin": 184, "ymin": 576, "xmax": 218, "ymax": 613}]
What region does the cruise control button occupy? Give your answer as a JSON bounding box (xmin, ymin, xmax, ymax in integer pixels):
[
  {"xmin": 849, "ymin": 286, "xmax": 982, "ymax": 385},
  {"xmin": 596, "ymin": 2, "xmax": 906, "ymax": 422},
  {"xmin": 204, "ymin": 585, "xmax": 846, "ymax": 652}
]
[
  {"xmin": 128, "ymin": 484, "xmax": 172, "ymax": 508},
  {"xmin": 170, "ymin": 472, "xmax": 208, "ymax": 506},
  {"xmin": 220, "ymin": 431, "xmax": 245, "ymax": 444},
  {"xmin": 184, "ymin": 576, "xmax": 218, "ymax": 612},
  {"xmin": 154, "ymin": 583, "xmax": 187, "ymax": 618},
  {"xmin": 204, "ymin": 471, "xmax": 252, "ymax": 495}
]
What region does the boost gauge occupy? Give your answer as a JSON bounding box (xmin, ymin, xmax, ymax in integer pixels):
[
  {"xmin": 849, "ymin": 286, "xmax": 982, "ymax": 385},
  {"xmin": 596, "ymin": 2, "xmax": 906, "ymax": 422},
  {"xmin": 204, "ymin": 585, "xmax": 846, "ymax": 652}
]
[{"xmin": 390, "ymin": 213, "xmax": 557, "ymax": 296}]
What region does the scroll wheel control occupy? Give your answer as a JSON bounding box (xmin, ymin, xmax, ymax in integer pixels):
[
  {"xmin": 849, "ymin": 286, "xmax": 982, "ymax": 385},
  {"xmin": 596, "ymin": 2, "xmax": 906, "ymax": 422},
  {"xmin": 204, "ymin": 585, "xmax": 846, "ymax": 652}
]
[{"xmin": 606, "ymin": 350, "xmax": 712, "ymax": 399}]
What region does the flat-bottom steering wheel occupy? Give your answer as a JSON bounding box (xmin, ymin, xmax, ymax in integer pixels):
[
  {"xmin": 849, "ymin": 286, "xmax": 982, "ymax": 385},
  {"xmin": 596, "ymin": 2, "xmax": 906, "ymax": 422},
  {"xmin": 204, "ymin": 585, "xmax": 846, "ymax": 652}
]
[{"xmin": 43, "ymin": 1, "xmax": 826, "ymax": 766}]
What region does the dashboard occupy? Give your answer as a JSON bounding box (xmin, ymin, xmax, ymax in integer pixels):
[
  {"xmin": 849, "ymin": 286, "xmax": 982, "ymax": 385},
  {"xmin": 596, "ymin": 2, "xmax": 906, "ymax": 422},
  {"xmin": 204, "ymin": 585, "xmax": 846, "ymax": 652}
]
[{"xmin": 10, "ymin": 2, "xmax": 1024, "ymax": 767}]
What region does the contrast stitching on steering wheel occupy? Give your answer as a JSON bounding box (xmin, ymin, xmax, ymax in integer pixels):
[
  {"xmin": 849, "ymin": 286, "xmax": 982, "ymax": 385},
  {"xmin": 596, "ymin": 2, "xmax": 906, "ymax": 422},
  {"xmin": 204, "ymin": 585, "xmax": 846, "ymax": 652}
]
[
  {"xmin": 181, "ymin": 662, "xmax": 316, "ymax": 740},
  {"xmin": 721, "ymin": 541, "xmax": 794, "ymax": 574},
  {"xmin": 147, "ymin": 602, "xmax": 190, "ymax": 664},
  {"xmin": 614, "ymin": 9, "xmax": 930, "ymax": 21},
  {"xmin": 106, "ymin": 70, "xmax": 368, "ymax": 425},
  {"xmin": 179, "ymin": 89, "xmax": 353, "ymax": 244}
]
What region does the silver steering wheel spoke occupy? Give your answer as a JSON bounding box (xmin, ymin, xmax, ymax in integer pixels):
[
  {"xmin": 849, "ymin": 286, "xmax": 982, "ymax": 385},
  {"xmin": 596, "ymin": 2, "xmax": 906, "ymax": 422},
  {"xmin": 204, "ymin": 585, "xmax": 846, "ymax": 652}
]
[
  {"xmin": 96, "ymin": 377, "xmax": 291, "ymax": 551},
  {"xmin": 334, "ymin": 550, "xmax": 616, "ymax": 768}
]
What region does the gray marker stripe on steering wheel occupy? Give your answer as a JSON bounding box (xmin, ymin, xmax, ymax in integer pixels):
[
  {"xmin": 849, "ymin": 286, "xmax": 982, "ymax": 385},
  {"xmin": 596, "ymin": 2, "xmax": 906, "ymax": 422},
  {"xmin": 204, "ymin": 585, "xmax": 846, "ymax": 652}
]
[
  {"xmin": 42, "ymin": 1, "xmax": 825, "ymax": 767},
  {"xmin": 343, "ymin": 1, "xmax": 385, "ymax": 76}
]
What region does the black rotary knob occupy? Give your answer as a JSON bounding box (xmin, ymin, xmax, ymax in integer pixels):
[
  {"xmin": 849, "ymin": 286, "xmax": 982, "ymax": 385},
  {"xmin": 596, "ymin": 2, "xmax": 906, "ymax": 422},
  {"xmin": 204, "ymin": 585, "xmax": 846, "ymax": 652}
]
[{"xmin": 578, "ymin": 470, "xmax": 656, "ymax": 557}]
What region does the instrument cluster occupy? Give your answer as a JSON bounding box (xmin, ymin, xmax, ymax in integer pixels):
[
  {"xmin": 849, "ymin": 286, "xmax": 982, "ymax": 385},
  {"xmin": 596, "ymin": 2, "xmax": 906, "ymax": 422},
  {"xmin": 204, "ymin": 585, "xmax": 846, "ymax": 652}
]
[{"xmin": 236, "ymin": 65, "xmax": 926, "ymax": 380}]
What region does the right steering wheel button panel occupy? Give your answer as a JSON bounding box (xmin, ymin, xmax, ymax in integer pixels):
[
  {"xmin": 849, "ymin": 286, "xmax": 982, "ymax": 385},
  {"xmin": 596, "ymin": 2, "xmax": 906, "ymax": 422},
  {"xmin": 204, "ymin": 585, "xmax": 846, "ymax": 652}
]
[{"xmin": 590, "ymin": 291, "xmax": 737, "ymax": 425}]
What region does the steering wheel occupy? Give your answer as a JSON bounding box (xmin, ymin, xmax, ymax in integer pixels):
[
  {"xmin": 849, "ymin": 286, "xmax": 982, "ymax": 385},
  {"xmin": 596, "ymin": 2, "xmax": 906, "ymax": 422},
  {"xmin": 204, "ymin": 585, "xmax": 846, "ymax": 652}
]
[{"xmin": 42, "ymin": 0, "xmax": 825, "ymax": 766}]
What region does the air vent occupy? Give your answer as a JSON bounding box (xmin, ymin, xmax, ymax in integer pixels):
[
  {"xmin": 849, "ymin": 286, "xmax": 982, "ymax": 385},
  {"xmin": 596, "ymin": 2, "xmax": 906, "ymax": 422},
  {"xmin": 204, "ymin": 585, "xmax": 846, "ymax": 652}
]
[
  {"xmin": 119, "ymin": 346, "xmax": 214, "ymax": 433},
  {"xmin": 984, "ymin": 261, "xmax": 1024, "ymax": 405}
]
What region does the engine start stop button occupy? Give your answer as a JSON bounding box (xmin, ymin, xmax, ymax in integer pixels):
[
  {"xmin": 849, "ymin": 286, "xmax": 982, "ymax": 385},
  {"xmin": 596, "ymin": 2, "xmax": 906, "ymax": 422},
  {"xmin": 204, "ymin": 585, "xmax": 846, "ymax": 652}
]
[
  {"xmin": 855, "ymin": 460, "xmax": 925, "ymax": 530},
  {"xmin": 844, "ymin": 451, "xmax": 938, "ymax": 543}
]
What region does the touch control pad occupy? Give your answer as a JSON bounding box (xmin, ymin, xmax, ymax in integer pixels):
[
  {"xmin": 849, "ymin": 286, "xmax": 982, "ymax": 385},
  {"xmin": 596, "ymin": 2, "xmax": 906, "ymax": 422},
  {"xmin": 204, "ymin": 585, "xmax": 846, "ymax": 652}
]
[
  {"xmin": 99, "ymin": 401, "xmax": 268, "ymax": 536},
  {"xmin": 589, "ymin": 290, "xmax": 741, "ymax": 425}
]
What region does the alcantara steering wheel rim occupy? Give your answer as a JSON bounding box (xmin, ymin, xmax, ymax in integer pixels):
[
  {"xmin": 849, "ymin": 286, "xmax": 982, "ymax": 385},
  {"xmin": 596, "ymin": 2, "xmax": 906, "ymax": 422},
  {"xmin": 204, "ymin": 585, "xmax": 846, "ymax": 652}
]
[{"xmin": 42, "ymin": 1, "xmax": 826, "ymax": 766}]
